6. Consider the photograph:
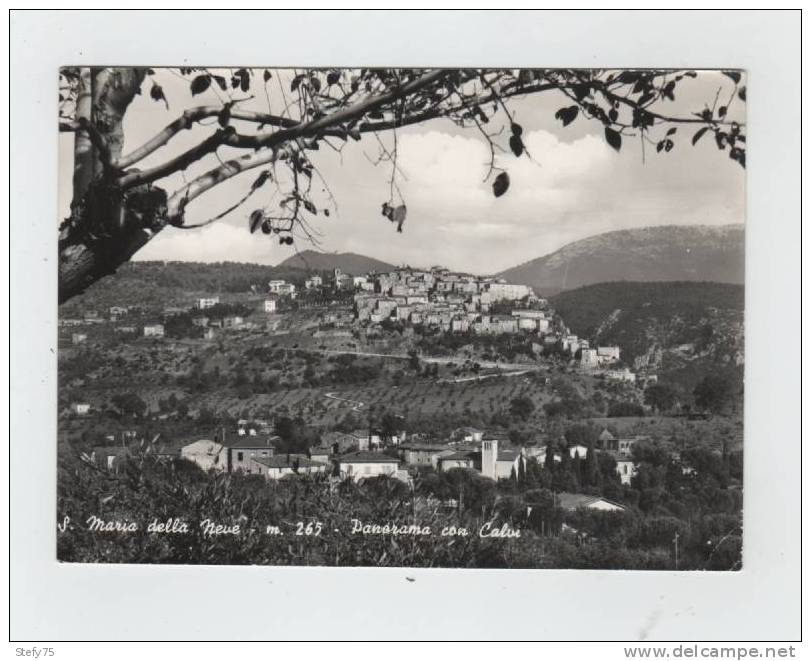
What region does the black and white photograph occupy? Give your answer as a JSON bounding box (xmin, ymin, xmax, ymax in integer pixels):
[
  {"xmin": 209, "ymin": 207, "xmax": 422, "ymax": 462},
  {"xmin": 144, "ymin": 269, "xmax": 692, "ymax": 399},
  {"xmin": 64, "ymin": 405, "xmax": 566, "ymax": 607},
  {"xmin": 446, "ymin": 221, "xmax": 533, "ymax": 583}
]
[
  {"xmin": 55, "ymin": 65, "xmax": 747, "ymax": 570},
  {"xmin": 8, "ymin": 6, "xmax": 804, "ymax": 647}
]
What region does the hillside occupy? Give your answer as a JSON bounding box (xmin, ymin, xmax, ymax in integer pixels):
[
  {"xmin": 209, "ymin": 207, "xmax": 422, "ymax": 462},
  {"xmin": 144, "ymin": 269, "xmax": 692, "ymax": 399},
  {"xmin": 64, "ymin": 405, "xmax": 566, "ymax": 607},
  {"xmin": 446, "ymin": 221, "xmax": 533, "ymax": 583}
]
[
  {"xmin": 59, "ymin": 261, "xmax": 309, "ymax": 315},
  {"xmin": 551, "ymin": 281, "xmax": 744, "ymax": 387},
  {"xmin": 498, "ymin": 224, "xmax": 744, "ymax": 295},
  {"xmin": 277, "ymin": 250, "xmax": 395, "ymax": 275}
]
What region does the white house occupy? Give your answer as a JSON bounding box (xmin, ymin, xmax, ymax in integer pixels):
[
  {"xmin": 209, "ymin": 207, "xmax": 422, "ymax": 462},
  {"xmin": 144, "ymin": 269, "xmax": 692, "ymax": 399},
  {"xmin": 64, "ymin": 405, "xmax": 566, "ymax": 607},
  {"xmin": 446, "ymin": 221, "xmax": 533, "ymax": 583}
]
[
  {"xmin": 581, "ymin": 348, "xmax": 599, "ymax": 369},
  {"xmin": 180, "ymin": 439, "xmax": 228, "ymax": 472},
  {"xmin": 197, "ymin": 297, "xmax": 220, "ymax": 310},
  {"xmin": 615, "ymin": 458, "xmax": 637, "ymax": 485},
  {"xmin": 338, "ymin": 452, "xmax": 401, "ymax": 481},
  {"xmin": 597, "ymin": 346, "xmax": 621, "ymax": 360},
  {"xmin": 350, "ymin": 429, "xmax": 382, "ymax": 451},
  {"xmin": 71, "ymin": 333, "xmax": 87, "ymax": 345},
  {"xmin": 304, "ymin": 275, "xmax": 323, "ymax": 289},
  {"xmin": 480, "ymin": 439, "xmax": 526, "ymax": 481},
  {"xmin": 263, "ymin": 299, "xmax": 277, "ymax": 313},
  {"xmin": 568, "ymin": 444, "xmax": 590, "ymax": 460},
  {"xmin": 71, "ymin": 402, "xmax": 90, "ymax": 416},
  {"xmin": 252, "ymin": 454, "xmax": 327, "ymax": 480},
  {"xmin": 604, "ymin": 368, "xmax": 636, "ymax": 383},
  {"xmin": 484, "ymin": 282, "xmax": 532, "ymax": 302},
  {"xmin": 143, "ymin": 324, "xmax": 165, "ymax": 338},
  {"xmin": 268, "ymin": 280, "xmax": 296, "ymax": 296}
]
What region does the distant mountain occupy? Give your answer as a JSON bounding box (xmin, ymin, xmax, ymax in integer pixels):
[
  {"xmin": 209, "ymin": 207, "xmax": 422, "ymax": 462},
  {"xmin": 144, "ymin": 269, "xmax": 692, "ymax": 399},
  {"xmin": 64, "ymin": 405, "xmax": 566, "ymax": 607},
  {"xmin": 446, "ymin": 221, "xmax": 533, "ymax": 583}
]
[
  {"xmin": 498, "ymin": 225, "xmax": 744, "ymax": 295},
  {"xmin": 277, "ymin": 250, "xmax": 395, "ymax": 275}
]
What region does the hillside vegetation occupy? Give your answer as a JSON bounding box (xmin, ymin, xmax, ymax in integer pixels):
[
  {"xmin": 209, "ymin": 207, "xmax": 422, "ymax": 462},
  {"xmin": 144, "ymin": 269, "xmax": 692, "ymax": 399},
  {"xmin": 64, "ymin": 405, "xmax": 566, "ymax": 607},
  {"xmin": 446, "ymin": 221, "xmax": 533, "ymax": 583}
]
[
  {"xmin": 551, "ymin": 281, "xmax": 744, "ymax": 370},
  {"xmin": 59, "ymin": 260, "xmax": 312, "ymax": 315}
]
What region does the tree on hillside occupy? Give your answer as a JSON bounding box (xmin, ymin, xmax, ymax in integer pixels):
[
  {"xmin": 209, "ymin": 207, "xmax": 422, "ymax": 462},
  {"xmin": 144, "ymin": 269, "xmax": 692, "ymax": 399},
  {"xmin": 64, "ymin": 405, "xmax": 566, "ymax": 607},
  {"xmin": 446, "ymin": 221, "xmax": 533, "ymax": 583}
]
[
  {"xmin": 509, "ymin": 395, "xmax": 535, "ymax": 421},
  {"xmin": 644, "ymin": 382, "xmax": 679, "ymax": 413},
  {"xmin": 109, "ymin": 392, "xmax": 148, "ymax": 419},
  {"xmin": 693, "ymin": 371, "xmax": 740, "ymax": 414},
  {"xmin": 59, "ymin": 67, "xmax": 746, "ymax": 303}
]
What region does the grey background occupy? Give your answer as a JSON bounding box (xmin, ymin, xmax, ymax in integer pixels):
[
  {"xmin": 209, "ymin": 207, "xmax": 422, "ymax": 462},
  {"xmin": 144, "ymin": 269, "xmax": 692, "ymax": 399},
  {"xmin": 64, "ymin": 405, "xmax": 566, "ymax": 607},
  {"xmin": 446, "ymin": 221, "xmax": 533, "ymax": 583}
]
[{"xmin": 9, "ymin": 9, "xmax": 801, "ymax": 641}]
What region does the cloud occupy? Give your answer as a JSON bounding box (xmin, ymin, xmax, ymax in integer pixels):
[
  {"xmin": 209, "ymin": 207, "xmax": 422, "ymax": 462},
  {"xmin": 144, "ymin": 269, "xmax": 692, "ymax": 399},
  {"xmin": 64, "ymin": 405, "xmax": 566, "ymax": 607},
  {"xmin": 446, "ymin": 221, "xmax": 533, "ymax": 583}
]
[
  {"xmin": 129, "ymin": 123, "xmax": 743, "ymax": 274},
  {"xmin": 135, "ymin": 222, "xmax": 283, "ymax": 264}
]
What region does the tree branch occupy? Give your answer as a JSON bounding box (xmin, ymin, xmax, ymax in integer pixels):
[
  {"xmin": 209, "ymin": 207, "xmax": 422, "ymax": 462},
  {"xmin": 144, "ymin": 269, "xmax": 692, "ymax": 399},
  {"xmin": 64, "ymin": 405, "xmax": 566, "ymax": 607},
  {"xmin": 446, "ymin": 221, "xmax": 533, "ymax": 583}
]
[
  {"xmin": 115, "ymin": 106, "xmax": 299, "ymax": 170},
  {"xmin": 163, "ymin": 69, "xmax": 453, "ymax": 222}
]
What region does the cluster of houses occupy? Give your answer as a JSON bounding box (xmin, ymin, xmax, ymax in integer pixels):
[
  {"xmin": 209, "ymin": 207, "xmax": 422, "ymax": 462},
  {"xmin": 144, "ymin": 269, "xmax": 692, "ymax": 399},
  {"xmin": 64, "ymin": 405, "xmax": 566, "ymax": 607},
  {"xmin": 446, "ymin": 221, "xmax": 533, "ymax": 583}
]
[
  {"xmin": 88, "ymin": 422, "xmax": 644, "ymax": 487},
  {"xmin": 350, "ymin": 266, "xmax": 546, "ymax": 335}
]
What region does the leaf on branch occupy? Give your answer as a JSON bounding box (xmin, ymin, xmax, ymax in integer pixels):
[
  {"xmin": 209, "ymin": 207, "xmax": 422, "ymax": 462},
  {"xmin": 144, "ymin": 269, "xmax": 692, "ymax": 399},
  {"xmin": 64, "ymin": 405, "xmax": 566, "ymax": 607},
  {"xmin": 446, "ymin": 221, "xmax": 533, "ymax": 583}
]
[
  {"xmin": 150, "ymin": 83, "xmax": 168, "ymax": 108},
  {"xmin": 722, "ymin": 71, "xmax": 742, "ymax": 84},
  {"xmin": 213, "ymin": 75, "xmax": 228, "ymax": 91},
  {"xmin": 604, "ymin": 127, "xmax": 622, "ymax": 152},
  {"xmin": 261, "ymin": 220, "xmax": 272, "ymax": 235},
  {"xmin": 511, "ymin": 122, "xmax": 523, "ymax": 137},
  {"xmin": 718, "ymin": 106, "xmax": 727, "ymax": 118},
  {"xmin": 348, "ymin": 128, "xmax": 362, "ymax": 141},
  {"xmin": 303, "ymin": 200, "xmax": 318, "ymax": 214},
  {"xmin": 291, "ymin": 74, "xmax": 304, "ymax": 92},
  {"xmin": 509, "ymin": 134, "xmax": 524, "ymax": 158},
  {"xmin": 492, "ymin": 171, "xmax": 510, "ymax": 198},
  {"xmin": 381, "ymin": 203, "xmax": 407, "ymax": 231},
  {"xmin": 263, "ymin": 69, "xmax": 272, "ymax": 82},
  {"xmin": 738, "ymin": 86, "xmax": 746, "ymax": 101},
  {"xmin": 572, "ymin": 83, "xmax": 590, "ymax": 101},
  {"xmin": 555, "ymin": 106, "xmax": 579, "ymax": 127},
  {"xmin": 692, "ymin": 127, "xmax": 709, "ymax": 145},
  {"xmin": 251, "ymin": 170, "xmax": 272, "ymax": 191},
  {"xmin": 249, "ymin": 210, "xmax": 264, "ymax": 234},
  {"xmin": 392, "ymin": 205, "xmax": 406, "ymax": 232},
  {"xmin": 323, "ymin": 209, "xmax": 330, "ymax": 217},
  {"xmin": 190, "ymin": 75, "xmax": 212, "ymax": 96},
  {"xmin": 234, "ymin": 68, "xmax": 250, "ymax": 92},
  {"xmin": 327, "ymin": 70, "xmax": 340, "ymax": 86},
  {"xmin": 666, "ymin": 127, "xmax": 677, "ymax": 136},
  {"xmin": 617, "ymin": 71, "xmax": 639, "ymax": 85}
]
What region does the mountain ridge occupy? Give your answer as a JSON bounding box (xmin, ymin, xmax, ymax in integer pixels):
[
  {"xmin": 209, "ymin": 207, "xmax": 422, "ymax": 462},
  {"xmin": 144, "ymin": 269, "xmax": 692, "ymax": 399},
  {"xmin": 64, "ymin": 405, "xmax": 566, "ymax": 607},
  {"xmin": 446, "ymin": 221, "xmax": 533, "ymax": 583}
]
[
  {"xmin": 498, "ymin": 224, "xmax": 744, "ymax": 295},
  {"xmin": 276, "ymin": 250, "xmax": 396, "ymax": 275}
]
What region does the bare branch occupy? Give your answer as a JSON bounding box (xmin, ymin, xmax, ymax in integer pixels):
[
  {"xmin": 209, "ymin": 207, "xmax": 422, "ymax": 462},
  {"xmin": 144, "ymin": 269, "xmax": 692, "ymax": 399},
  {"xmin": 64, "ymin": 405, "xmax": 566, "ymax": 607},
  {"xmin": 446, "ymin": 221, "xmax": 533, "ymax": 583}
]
[{"xmin": 164, "ymin": 69, "xmax": 452, "ymax": 223}]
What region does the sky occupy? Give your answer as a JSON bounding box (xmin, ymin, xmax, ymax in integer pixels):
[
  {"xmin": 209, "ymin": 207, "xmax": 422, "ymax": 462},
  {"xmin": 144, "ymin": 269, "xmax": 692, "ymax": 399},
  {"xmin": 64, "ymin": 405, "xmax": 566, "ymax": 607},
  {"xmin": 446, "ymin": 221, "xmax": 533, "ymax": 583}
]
[{"xmin": 58, "ymin": 69, "xmax": 746, "ymax": 274}]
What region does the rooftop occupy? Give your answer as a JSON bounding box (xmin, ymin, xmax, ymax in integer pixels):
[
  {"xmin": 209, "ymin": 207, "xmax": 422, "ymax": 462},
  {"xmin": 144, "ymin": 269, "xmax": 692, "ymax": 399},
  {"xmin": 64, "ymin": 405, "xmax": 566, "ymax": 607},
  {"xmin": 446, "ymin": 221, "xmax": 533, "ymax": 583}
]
[
  {"xmin": 339, "ymin": 452, "xmax": 400, "ymax": 464},
  {"xmin": 555, "ymin": 493, "xmax": 626, "ymax": 512},
  {"xmin": 252, "ymin": 454, "xmax": 325, "ymax": 469},
  {"xmin": 223, "ymin": 432, "xmax": 282, "ymax": 449}
]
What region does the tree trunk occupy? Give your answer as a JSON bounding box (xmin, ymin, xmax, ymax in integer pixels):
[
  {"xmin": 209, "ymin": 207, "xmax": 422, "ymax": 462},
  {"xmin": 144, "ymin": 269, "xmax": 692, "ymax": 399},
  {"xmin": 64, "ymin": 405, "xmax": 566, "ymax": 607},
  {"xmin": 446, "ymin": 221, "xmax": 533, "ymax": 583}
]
[
  {"xmin": 72, "ymin": 68, "xmax": 95, "ymax": 198},
  {"xmin": 60, "ymin": 67, "xmax": 150, "ymax": 304},
  {"xmin": 58, "ymin": 220, "xmax": 164, "ymax": 304}
]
